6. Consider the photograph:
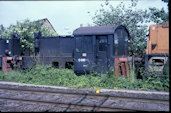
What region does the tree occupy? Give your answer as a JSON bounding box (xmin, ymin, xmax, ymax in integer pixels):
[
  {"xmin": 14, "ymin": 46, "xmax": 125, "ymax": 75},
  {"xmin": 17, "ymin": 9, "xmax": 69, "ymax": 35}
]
[
  {"xmin": 0, "ymin": 24, "xmax": 5, "ymax": 36},
  {"xmin": 149, "ymin": 7, "xmax": 168, "ymax": 24},
  {"xmin": 162, "ymin": 0, "xmax": 168, "ymax": 2},
  {"xmin": 1, "ymin": 19, "xmax": 58, "ymax": 54},
  {"xmin": 91, "ymin": 1, "xmax": 168, "ymax": 57},
  {"xmin": 161, "ymin": 0, "xmax": 169, "ymax": 9},
  {"xmin": 92, "ymin": 1, "xmax": 150, "ymax": 57}
]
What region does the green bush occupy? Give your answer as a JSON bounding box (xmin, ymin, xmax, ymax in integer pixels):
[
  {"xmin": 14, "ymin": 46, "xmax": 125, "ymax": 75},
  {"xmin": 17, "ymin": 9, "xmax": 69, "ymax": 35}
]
[{"xmin": 0, "ymin": 65, "xmax": 169, "ymax": 92}]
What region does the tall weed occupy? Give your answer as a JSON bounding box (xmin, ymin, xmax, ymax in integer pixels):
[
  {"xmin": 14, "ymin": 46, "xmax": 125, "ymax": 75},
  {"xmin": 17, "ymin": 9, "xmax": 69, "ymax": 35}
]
[{"xmin": 0, "ymin": 64, "xmax": 169, "ymax": 92}]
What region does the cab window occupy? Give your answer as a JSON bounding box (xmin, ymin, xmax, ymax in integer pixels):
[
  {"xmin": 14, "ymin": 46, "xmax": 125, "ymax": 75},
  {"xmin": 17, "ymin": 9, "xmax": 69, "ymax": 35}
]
[
  {"xmin": 76, "ymin": 37, "xmax": 83, "ymax": 52},
  {"xmin": 97, "ymin": 36, "xmax": 107, "ymax": 51},
  {"xmin": 76, "ymin": 36, "xmax": 93, "ymax": 53}
]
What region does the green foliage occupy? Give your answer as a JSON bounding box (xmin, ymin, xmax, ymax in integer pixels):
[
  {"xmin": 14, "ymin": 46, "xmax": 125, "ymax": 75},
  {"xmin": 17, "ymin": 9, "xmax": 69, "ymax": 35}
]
[
  {"xmin": 91, "ymin": 1, "xmax": 168, "ymax": 57},
  {"xmin": 0, "ymin": 65, "xmax": 169, "ymax": 92},
  {"xmin": 91, "ymin": 2, "xmax": 149, "ymax": 57},
  {"xmin": 128, "ymin": 64, "xmax": 136, "ymax": 83},
  {"xmin": 0, "ymin": 24, "xmax": 5, "ymax": 35},
  {"xmin": 163, "ymin": 60, "xmax": 169, "ymax": 76},
  {"xmin": 162, "ymin": 0, "xmax": 168, "ymax": 2},
  {"xmin": 161, "ymin": 0, "xmax": 169, "ymax": 9},
  {"xmin": 0, "ymin": 19, "xmax": 58, "ymax": 54},
  {"xmin": 148, "ymin": 7, "xmax": 169, "ymax": 24}
]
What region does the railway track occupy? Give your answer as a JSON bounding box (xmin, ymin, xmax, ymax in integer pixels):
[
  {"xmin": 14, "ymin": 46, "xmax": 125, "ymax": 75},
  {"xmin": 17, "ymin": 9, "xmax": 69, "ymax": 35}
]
[{"xmin": 0, "ymin": 82, "xmax": 169, "ymax": 112}]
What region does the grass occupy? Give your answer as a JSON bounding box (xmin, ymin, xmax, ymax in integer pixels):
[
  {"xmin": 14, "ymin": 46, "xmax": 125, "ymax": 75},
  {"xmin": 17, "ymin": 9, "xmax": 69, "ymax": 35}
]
[
  {"xmin": 0, "ymin": 70, "xmax": 3, "ymax": 76},
  {"xmin": 0, "ymin": 65, "xmax": 169, "ymax": 92}
]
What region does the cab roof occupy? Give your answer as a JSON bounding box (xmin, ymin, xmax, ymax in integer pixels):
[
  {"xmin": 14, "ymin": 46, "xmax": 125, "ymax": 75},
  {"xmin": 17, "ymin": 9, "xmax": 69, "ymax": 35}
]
[{"xmin": 73, "ymin": 25, "xmax": 127, "ymax": 36}]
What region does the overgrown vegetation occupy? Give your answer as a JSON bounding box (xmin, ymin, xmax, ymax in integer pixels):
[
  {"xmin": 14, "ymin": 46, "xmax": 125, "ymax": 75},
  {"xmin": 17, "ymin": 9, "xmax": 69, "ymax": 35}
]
[{"xmin": 0, "ymin": 65, "xmax": 169, "ymax": 92}]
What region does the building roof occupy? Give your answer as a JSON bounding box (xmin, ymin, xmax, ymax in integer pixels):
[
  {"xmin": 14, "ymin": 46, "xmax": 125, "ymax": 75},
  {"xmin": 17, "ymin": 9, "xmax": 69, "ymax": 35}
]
[{"xmin": 36, "ymin": 18, "xmax": 56, "ymax": 33}]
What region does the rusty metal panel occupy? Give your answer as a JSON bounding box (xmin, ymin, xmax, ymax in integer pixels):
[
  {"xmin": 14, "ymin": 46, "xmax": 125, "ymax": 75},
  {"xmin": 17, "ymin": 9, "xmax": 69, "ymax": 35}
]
[
  {"xmin": 2, "ymin": 57, "xmax": 13, "ymax": 72},
  {"xmin": 157, "ymin": 24, "xmax": 169, "ymax": 53},
  {"xmin": 148, "ymin": 22, "xmax": 169, "ymax": 54},
  {"xmin": 2, "ymin": 56, "xmax": 22, "ymax": 72},
  {"xmin": 114, "ymin": 57, "xmax": 130, "ymax": 77}
]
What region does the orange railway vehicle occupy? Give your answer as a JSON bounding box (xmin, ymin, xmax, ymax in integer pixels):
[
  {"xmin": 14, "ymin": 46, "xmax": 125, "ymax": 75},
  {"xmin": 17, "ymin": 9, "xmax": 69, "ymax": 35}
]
[{"xmin": 145, "ymin": 22, "xmax": 169, "ymax": 75}]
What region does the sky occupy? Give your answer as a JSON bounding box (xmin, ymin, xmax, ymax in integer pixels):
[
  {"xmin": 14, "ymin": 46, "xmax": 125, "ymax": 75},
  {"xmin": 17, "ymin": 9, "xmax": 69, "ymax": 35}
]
[{"xmin": 0, "ymin": 0, "xmax": 168, "ymax": 35}]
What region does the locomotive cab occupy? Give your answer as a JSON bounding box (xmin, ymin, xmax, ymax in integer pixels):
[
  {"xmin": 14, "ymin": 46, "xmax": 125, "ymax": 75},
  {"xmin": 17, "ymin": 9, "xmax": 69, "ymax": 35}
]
[{"xmin": 73, "ymin": 25, "xmax": 130, "ymax": 75}]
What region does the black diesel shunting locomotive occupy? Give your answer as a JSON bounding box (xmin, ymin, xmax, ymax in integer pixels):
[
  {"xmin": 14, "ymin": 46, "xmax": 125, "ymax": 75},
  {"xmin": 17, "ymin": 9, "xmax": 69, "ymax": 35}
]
[
  {"xmin": 0, "ymin": 25, "xmax": 130, "ymax": 76},
  {"xmin": 73, "ymin": 25, "xmax": 129, "ymax": 75}
]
